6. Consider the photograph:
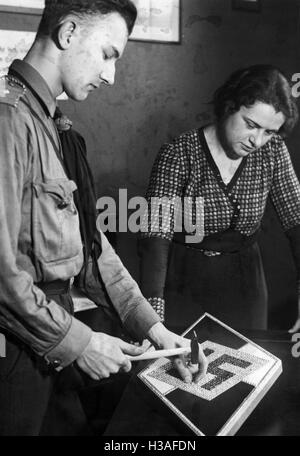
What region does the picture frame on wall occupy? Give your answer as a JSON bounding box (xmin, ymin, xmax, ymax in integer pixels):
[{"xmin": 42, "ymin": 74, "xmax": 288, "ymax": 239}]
[
  {"xmin": 0, "ymin": 1, "xmax": 182, "ymax": 41},
  {"xmin": 130, "ymin": 0, "xmax": 181, "ymax": 44},
  {"xmin": 232, "ymin": 0, "xmax": 261, "ymax": 12},
  {"xmin": 0, "ymin": 30, "xmax": 36, "ymax": 76},
  {"xmin": 0, "ymin": 0, "xmax": 44, "ymax": 15},
  {"xmin": 0, "ymin": 29, "xmax": 67, "ymax": 100}
]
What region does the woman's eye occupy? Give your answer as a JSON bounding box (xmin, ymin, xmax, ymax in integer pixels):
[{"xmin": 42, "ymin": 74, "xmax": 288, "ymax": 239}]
[
  {"xmin": 265, "ymin": 130, "xmax": 274, "ymax": 136},
  {"xmin": 246, "ymin": 121, "xmax": 255, "ymax": 129}
]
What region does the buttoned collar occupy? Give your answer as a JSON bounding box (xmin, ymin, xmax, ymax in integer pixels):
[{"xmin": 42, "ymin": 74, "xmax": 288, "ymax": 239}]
[{"xmin": 9, "ymin": 59, "xmax": 57, "ymax": 118}]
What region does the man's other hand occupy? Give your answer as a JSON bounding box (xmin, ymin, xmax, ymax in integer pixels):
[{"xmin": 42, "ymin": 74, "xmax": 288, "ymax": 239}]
[{"xmin": 76, "ymin": 332, "xmax": 145, "ymax": 380}]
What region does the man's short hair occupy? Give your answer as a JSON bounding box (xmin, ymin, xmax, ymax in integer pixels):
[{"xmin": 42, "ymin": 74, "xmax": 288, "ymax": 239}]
[
  {"xmin": 37, "ymin": 0, "xmax": 137, "ymax": 38},
  {"xmin": 213, "ymin": 64, "xmax": 298, "ymax": 137}
]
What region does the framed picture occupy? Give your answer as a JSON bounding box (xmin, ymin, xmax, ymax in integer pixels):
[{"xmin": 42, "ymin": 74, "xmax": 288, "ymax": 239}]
[
  {"xmin": 0, "ymin": 0, "xmax": 44, "ymax": 15},
  {"xmin": 130, "ymin": 0, "xmax": 181, "ymax": 44},
  {"xmin": 0, "ymin": 29, "xmax": 67, "ymax": 100},
  {"xmin": 232, "ymin": 0, "xmax": 261, "ymax": 12},
  {"xmin": 0, "ymin": 30, "xmax": 36, "ymax": 76}
]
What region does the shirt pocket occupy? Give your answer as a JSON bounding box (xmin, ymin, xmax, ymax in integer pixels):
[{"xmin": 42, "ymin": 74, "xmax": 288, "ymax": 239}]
[{"xmin": 32, "ymin": 178, "xmax": 83, "ymax": 280}]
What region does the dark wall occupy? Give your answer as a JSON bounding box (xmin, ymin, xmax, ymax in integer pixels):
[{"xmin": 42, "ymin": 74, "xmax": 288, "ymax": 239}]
[{"xmin": 1, "ymin": 0, "xmax": 300, "ymax": 328}]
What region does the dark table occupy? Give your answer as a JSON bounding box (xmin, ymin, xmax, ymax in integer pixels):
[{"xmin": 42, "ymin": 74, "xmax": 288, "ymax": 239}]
[{"xmin": 104, "ymin": 330, "xmax": 300, "ymax": 436}]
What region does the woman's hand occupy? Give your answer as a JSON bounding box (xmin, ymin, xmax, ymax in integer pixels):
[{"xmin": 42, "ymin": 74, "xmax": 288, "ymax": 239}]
[{"xmin": 146, "ymin": 322, "xmax": 208, "ymax": 384}]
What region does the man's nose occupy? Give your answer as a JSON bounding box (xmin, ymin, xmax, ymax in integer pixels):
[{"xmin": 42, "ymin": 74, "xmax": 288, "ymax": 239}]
[{"xmin": 100, "ymin": 63, "xmax": 116, "ymax": 86}]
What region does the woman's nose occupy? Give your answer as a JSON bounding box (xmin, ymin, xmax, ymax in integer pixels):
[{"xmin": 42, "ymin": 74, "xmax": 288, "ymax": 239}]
[{"xmin": 249, "ymin": 130, "xmax": 263, "ymax": 149}]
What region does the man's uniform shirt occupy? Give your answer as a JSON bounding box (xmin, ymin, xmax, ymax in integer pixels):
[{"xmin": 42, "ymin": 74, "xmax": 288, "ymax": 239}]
[{"xmin": 0, "ymin": 60, "xmax": 160, "ymax": 370}]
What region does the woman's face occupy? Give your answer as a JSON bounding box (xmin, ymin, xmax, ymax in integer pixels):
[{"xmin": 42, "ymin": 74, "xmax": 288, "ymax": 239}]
[{"xmin": 219, "ymin": 101, "xmax": 285, "ymax": 159}]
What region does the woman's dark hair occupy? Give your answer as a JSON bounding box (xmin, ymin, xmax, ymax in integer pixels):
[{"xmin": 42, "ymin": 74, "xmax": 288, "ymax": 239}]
[
  {"xmin": 213, "ymin": 64, "xmax": 298, "ymax": 137},
  {"xmin": 37, "ymin": 0, "xmax": 137, "ymax": 38}
]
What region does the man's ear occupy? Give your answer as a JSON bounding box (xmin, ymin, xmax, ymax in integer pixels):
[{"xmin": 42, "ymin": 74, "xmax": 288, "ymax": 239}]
[{"xmin": 56, "ymin": 20, "xmax": 77, "ymax": 50}]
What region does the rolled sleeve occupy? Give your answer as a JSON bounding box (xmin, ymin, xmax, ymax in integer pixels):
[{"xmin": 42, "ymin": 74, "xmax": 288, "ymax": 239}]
[{"xmin": 45, "ymin": 316, "xmax": 92, "ymax": 370}]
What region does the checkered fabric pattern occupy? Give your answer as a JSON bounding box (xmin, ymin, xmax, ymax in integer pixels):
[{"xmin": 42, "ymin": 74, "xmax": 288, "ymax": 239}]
[{"xmin": 142, "ymin": 128, "xmax": 300, "ymax": 241}]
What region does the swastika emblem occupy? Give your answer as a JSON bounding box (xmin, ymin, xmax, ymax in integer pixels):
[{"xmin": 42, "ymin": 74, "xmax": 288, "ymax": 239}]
[{"xmin": 148, "ymin": 341, "xmax": 267, "ymax": 401}]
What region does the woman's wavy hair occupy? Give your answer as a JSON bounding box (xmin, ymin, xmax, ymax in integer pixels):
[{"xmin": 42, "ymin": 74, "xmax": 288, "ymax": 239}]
[
  {"xmin": 213, "ymin": 64, "xmax": 298, "ymax": 137},
  {"xmin": 37, "ymin": 0, "xmax": 137, "ymax": 38}
]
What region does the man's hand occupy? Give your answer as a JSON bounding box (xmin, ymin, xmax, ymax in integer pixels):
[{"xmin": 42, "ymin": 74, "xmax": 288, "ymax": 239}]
[
  {"xmin": 147, "ymin": 323, "xmax": 208, "ymax": 384},
  {"xmin": 76, "ymin": 332, "xmax": 145, "ymax": 380}
]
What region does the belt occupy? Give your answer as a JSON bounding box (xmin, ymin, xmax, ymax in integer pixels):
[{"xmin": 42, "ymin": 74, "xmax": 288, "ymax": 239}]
[
  {"xmin": 198, "ymin": 249, "xmax": 222, "ymax": 257},
  {"xmin": 36, "ymin": 279, "xmax": 71, "ymax": 296},
  {"xmin": 173, "ymin": 229, "xmax": 260, "ymax": 255}
]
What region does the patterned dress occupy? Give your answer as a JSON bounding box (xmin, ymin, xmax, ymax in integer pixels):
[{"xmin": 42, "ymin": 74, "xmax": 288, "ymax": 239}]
[{"xmin": 138, "ymin": 127, "xmax": 300, "ymax": 330}]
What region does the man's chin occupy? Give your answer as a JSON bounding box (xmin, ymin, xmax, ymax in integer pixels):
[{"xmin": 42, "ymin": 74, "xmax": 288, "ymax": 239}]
[
  {"xmin": 76, "ymin": 92, "xmax": 90, "ymax": 102},
  {"xmin": 65, "ymin": 89, "xmax": 89, "ymax": 102}
]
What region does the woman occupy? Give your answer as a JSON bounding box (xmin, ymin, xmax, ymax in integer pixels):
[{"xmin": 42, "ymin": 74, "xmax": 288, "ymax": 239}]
[{"xmin": 138, "ymin": 64, "xmax": 300, "ymax": 331}]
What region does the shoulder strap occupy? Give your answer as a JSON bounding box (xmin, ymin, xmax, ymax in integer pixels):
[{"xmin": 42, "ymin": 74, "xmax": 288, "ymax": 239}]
[{"xmin": 0, "ymin": 75, "xmax": 26, "ymax": 108}]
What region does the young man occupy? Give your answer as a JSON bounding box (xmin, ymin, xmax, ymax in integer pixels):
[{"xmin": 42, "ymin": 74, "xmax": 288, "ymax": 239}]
[{"xmin": 0, "ymin": 0, "xmax": 207, "ymax": 435}]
